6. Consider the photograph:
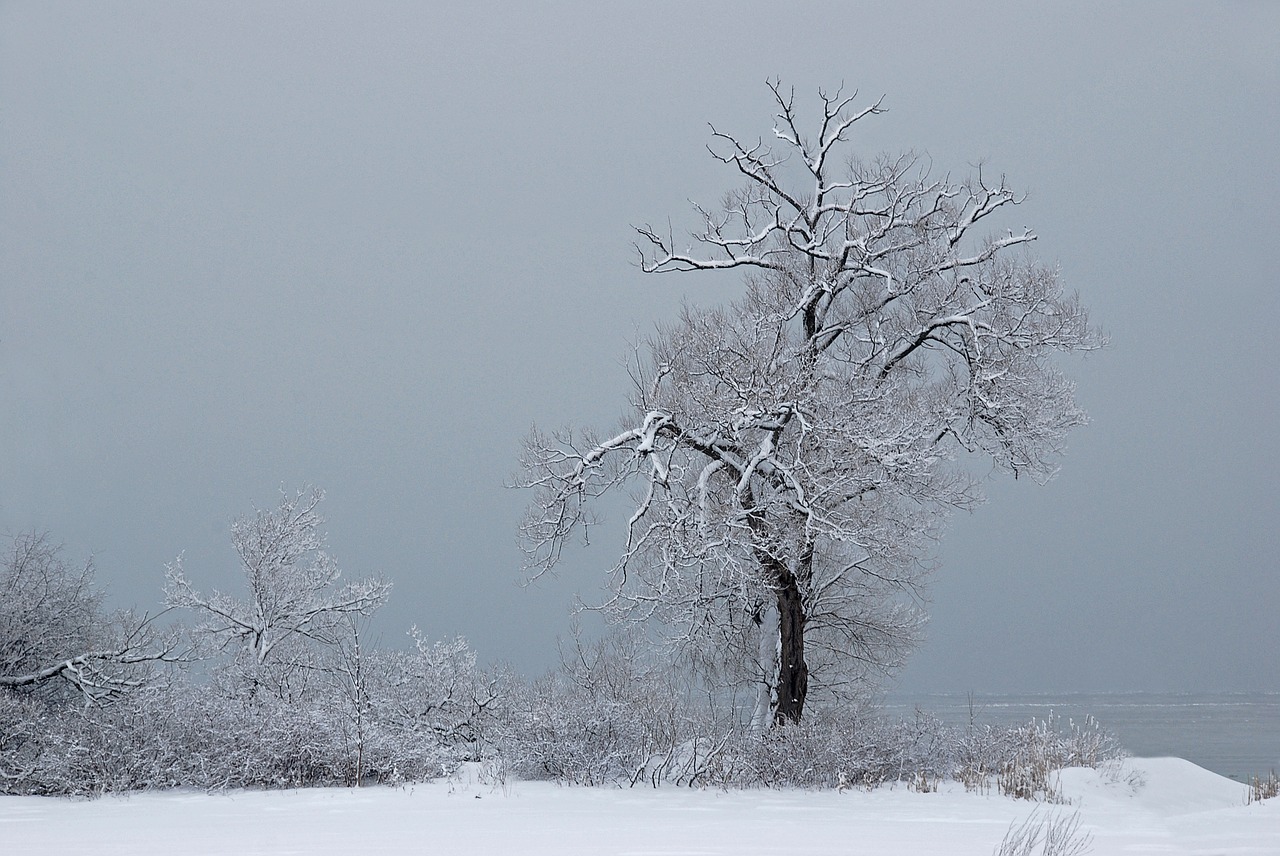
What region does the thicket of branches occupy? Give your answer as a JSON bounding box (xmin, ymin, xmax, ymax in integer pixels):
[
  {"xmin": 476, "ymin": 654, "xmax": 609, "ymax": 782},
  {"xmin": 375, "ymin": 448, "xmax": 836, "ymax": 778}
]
[
  {"xmin": 0, "ymin": 643, "xmax": 498, "ymax": 795},
  {"xmin": 0, "ymin": 515, "xmax": 1120, "ymax": 797},
  {"xmin": 497, "ymin": 629, "xmax": 1121, "ymax": 794},
  {"xmin": 0, "ymin": 493, "xmax": 501, "ymax": 796}
]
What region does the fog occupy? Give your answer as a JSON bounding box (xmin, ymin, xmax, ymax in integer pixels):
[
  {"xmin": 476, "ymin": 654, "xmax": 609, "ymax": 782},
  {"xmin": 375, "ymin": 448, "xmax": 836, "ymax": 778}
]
[{"xmin": 2, "ymin": 1, "xmax": 1276, "ymax": 693}]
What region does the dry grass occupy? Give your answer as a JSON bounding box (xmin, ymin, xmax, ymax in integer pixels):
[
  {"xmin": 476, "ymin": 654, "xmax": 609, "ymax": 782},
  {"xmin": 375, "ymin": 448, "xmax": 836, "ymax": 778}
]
[
  {"xmin": 994, "ymin": 810, "xmax": 1093, "ymax": 856},
  {"xmin": 1247, "ymin": 770, "xmax": 1278, "ymax": 804}
]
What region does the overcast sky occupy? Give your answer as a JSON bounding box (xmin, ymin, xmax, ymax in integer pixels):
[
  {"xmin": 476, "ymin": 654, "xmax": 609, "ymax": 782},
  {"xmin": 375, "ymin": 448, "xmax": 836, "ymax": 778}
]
[{"xmin": 2, "ymin": 2, "xmax": 1276, "ymax": 695}]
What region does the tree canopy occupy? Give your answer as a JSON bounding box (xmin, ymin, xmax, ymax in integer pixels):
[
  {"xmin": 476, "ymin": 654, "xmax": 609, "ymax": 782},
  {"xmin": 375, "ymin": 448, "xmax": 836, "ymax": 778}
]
[{"xmin": 519, "ymin": 82, "xmax": 1102, "ymax": 725}]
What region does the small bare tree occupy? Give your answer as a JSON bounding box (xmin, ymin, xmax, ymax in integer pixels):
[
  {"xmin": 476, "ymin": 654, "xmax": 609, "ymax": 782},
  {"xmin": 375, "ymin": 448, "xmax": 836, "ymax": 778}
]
[
  {"xmin": 520, "ymin": 81, "xmax": 1101, "ymax": 725},
  {"xmin": 166, "ymin": 488, "xmax": 389, "ymax": 697}
]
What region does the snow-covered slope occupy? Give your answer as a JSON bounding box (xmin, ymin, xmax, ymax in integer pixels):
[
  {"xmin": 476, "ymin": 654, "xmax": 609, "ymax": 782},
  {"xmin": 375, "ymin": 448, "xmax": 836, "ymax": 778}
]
[{"xmin": 2, "ymin": 759, "xmax": 1274, "ymax": 855}]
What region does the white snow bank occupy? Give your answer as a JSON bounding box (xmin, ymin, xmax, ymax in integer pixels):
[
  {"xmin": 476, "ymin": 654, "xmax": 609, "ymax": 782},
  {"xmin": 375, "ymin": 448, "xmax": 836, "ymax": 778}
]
[
  {"xmin": 1, "ymin": 759, "xmax": 1274, "ymax": 855},
  {"xmin": 1055, "ymin": 757, "xmax": 1277, "ymax": 855}
]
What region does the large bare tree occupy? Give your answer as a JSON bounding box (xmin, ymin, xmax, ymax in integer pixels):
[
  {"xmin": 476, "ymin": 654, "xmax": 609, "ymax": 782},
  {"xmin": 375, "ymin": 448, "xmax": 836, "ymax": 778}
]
[{"xmin": 520, "ymin": 82, "xmax": 1101, "ymax": 725}]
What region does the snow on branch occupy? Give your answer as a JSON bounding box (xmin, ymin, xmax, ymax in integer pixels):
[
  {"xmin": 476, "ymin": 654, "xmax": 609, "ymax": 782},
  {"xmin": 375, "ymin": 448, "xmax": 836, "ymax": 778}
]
[
  {"xmin": 523, "ymin": 81, "xmax": 1102, "ymax": 724},
  {"xmin": 0, "ymin": 533, "xmax": 190, "ymax": 705},
  {"xmin": 166, "ymin": 488, "xmax": 389, "ymax": 665}
]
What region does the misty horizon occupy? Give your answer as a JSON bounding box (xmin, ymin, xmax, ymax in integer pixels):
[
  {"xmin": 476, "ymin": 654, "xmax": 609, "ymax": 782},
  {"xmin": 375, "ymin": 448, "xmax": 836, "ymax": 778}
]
[{"xmin": 3, "ymin": 2, "xmax": 1277, "ymax": 695}]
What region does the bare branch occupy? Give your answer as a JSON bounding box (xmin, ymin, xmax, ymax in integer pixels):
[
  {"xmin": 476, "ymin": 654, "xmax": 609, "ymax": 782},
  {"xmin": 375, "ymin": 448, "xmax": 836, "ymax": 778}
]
[
  {"xmin": 522, "ymin": 81, "xmax": 1100, "ymax": 725},
  {"xmin": 166, "ymin": 488, "xmax": 390, "ymax": 666}
]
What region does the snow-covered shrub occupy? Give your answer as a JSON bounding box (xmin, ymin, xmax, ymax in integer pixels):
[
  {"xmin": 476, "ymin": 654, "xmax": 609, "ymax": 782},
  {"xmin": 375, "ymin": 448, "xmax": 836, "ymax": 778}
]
[
  {"xmin": 0, "ymin": 628, "xmax": 504, "ymax": 794},
  {"xmin": 0, "ymin": 691, "xmax": 48, "ymax": 791},
  {"xmin": 149, "ymin": 630, "xmax": 504, "ymax": 790},
  {"xmin": 147, "ymin": 491, "xmax": 504, "ymax": 790},
  {"xmin": 0, "ymin": 678, "xmax": 191, "ymax": 795},
  {"xmin": 496, "ymin": 630, "xmax": 719, "ymax": 786},
  {"xmin": 718, "ymin": 707, "xmax": 1121, "ymax": 793},
  {"xmin": 494, "ymin": 630, "xmax": 944, "ymax": 789},
  {"xmin": 347, "ymin": 632, "xmax": 507, "ymax": 783},
  {"xmin": 374, "ymin": 632, "xmax": 504, "ymax": 755},
  {"xmin": 722, "ymin": 707, "xmax": 955, "ymax": 789},
  {"xmin": 0, "ymin": 533, "xmax": 187, "ymax": 795},
  {"xmin": 1, "ymin": 502, "xmax": 510, "ymax": 795},
  {"xmin": 955, "ymin": 712, "xmax": 1124, "ymax": 802},
  {"xmin": 492, "ymin": 640, "xmax": 1125, "ymax": 795}
]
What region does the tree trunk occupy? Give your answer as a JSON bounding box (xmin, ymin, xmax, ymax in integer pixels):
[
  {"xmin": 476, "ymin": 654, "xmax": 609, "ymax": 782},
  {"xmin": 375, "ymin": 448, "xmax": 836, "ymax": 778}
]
[
  {"xmin": 749, "ymin": 602, "xmax": 779, "ymax": 731},
  {"xmin": 745, "ymin": 494, "xmax": 811, "ymax": 725},
  {"xmin": 772, "ymin": 571, "xmax": 808, "ymax": 725}
]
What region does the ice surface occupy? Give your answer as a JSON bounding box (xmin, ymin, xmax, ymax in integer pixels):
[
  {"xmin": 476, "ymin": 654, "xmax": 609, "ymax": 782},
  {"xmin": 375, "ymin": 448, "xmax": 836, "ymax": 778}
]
[{"xmin": 2, "ymin": 758, "xmax": 1274, "ymax": 855}]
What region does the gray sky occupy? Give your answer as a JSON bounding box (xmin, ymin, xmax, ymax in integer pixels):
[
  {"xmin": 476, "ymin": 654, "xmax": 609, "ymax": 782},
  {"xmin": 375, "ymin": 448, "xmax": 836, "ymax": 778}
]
[{"xmin": 3, "ymin": 2, "xmax": 1276, "ymax": 694}]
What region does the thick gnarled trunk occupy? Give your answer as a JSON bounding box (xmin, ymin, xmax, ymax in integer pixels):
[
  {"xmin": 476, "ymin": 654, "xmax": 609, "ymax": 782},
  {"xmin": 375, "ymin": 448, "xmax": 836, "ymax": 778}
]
[
  {"xmin": 772, "ymin": 571, "xmax": 808, "ymax": 725},
  {"xmin": 747, "ymin": 504, "xmax": 813, "ymax": 725}
]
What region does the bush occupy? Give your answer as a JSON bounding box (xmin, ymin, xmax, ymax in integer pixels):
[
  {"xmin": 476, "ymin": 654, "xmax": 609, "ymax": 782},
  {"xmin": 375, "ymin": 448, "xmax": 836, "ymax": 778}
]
[
  {"xmin": 493, "ymin": 634, "xmax": 1123, "ymax": 795},
  {"xmin": 498, "ymin": 631, "xmax": 710, "ymax": 786},
  {"xmin": 0, "ymin": 632, "xmax": 503, "ymax": 795}
]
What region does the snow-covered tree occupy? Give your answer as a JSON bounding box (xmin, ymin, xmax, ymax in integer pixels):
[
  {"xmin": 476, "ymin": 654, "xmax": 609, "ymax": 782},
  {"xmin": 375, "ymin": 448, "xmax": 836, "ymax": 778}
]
[
  {"xmin": 0, "ymin": 532, "xmax": 181, "ymax": 704},
  {"xmin": 166, "ymin": 488, "xmax": 389, "ymax": 698},
  {"xmin": 0, "ymin": 532, "xmax": 186, "ymax": 793},
  {"xmin": 519, "ymin": 81, "xmax": 1102, "ymax": 725}
]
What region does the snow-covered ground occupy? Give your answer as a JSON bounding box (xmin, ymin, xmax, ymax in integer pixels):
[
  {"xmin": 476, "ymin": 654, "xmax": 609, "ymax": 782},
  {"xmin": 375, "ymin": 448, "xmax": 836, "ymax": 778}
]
[{"xmin": 2, "ymin": 758, "xmax": 1274, "ymax": 855}]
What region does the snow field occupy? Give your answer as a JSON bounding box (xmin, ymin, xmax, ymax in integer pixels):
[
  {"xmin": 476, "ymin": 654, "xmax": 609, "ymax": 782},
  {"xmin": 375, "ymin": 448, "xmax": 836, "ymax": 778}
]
[{"xmin": 1, "ymin": 757, "xmax": 1275, "ymax": 855}]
